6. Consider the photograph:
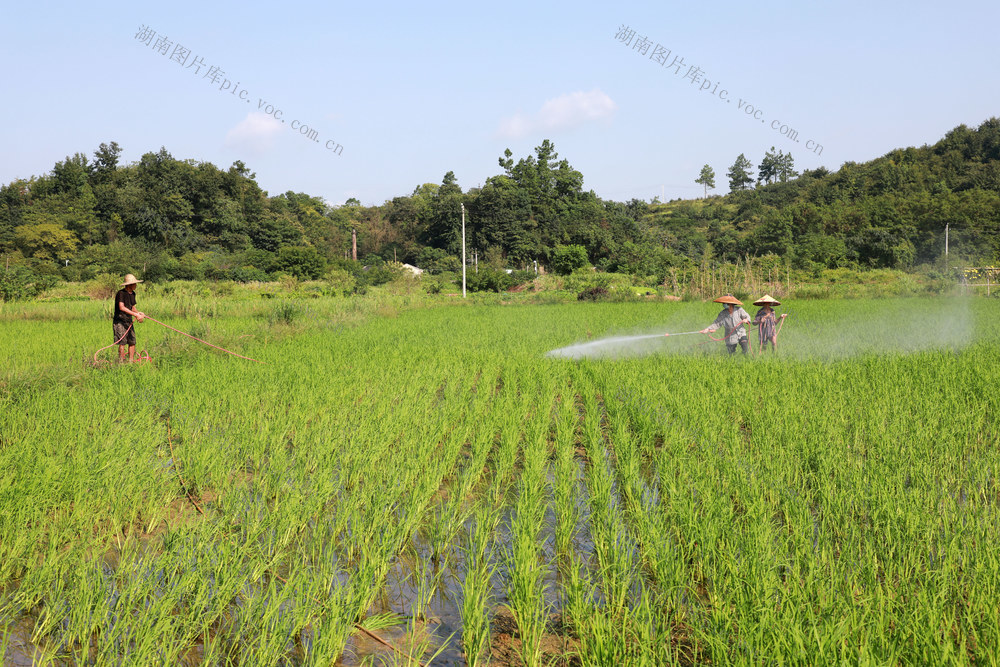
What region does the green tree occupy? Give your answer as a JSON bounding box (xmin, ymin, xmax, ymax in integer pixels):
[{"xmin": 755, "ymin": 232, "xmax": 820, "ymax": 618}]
[
  {"xmin": 727, "ymin": 153, "xmax": 754, "ymax": 192},
  {"xmin": 50, "ymin": 153, "xmax": 92, "ymax": 196},
  {"xmin": 91, "ymin": 141, "xmax": 122, "ymax": 184},
  {"xmin": 550, "ymin": 244, "xmax": 589, "ymax": 275},
  {"xmin": 749, "ymin": 208, "xmax": 794, "ymax": 255},
  {"xmin": 14, "ymin": 223, "xmax": 79, "ymax": 261},
  {"xmin": 421, "ymin": 171, "xmax": 465, "ymax": 253},
  {"xmin": 0, "ymin": 180, "xmax": 29, "ymax": 252},
  {"xmin": 469, "ymin": 174, "xmax": 534, "ymax": 263},
  {"xmin": 21, "ymin": 191, "xmax": 100, "ymax": 247},
  {"xmin": 250, "ymin": 214, "xmax": 303, "ymax": 252},
  {"xmin": 274, "ymin": 246, "xmax": 327, "ymax": 279},
  {"xmin": 758, "ymin": 147, "xmax": 779, "ymax": 186},
  {"xmin": 848, "ymin": 228, "xmax": 915, "ymax": 268},
  {"xmin": 695, "ymin": 164, "xmax": 716, "ymax": 197},
  {"xmin": 776, "ymin": 151, "xmax": 799, "ymax": 183}
]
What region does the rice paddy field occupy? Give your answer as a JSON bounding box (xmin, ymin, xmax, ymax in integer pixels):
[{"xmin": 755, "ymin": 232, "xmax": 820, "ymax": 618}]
[{"xmin": 2, "ymin": 292, "xmax": 999, "ymax": 665}]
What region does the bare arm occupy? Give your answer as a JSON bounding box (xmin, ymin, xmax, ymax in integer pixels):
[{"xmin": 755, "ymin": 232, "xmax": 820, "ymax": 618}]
[{"xmin": 119, "ymin": 301, "xmax": 145, "ymax": 321}]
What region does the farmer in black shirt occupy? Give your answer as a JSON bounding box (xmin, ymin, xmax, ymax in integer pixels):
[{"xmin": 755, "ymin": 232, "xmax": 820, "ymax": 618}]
[{"xmin": 113, "ymin": 274, "xmax": 146, "ymax": 362}]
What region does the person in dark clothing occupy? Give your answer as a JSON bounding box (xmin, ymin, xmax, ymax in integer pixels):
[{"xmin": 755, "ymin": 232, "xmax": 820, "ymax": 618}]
[{"xmin": 113, "ymin": 274, "xmax": 146, "ymax": 363}]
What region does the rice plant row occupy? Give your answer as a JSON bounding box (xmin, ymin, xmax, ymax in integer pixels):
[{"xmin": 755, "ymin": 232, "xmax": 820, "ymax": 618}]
[{"xmin": 2, "ymin": 296, "xmax": 998, "ymax": 665}]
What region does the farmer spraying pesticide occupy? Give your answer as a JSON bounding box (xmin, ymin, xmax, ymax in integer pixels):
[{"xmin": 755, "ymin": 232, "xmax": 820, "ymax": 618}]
[
  {"xmin": 112, "ymin": 274, "xmax": 147, "ymax": 363},
  {"xmin": 752, "ymin": 294, "xmax": 787, "ymax": 353},
  {"xmin": 700, "ymin": 295, "xmax": 751, "ymax": 355}
]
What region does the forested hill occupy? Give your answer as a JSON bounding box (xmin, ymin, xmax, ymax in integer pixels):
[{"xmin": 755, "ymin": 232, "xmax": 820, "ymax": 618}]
[
  {"xmin": 1, "ymin": 119, "xmax": 998, "ymax": 286},
  {"xmin": 644, "ymin": 117, "xmax": 1000, "ymax": 273}
]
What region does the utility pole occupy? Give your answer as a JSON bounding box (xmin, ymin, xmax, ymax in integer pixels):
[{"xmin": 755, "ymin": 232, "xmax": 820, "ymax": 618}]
[
  {"xmin": 945, "ymin": 222, "xmax": 949, "ymax": 274},
  {"xmin": 461, "ymin": 203, "xmax": 466, "ymax": 298},
  {"xmin": 351, "ymin": 229, "xmax": 357, "ymax": 262}
]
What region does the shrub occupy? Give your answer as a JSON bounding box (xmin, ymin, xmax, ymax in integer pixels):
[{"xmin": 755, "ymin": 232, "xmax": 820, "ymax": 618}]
[
  {"xmin": 142, "ymin": 252, "xmax": 175, "ymax": 283},
  {"xmin": 269, "ymin": 301, "xmax": 302, "ymax": 325},
  {"xmin": 173, "ymin": 253, "xmax": 207, "ymax": 280},
  {"xmin": 274, "ymin": 246, "xmax": 327, "ymax": 280},
  {"xmin": 509, "ymin": 269, "xmax": 535, "ymax": 284},
  {"xmin": 327, "ymin": 257, "xmax": 362, "ymax": 277},
  {"xmin": 60, "ymin": 264, "xmax": 83, "ymax": 282},
  {"xmin": 550, "ymin": 244, "xmax": 590, "ymax": 275},
  {"xmin": 416, "ymin": 247, "xmax": 460, "ymax": 274},
  {"xmin": 577, "ymin": 286, "xmax": 609, "ymax": 301},
  {"xmin": 0, "ymin": 267, "xmax": 36, "ymax": 302},
  {"xmin": 230, "ymin": 266, "xmax": 269, "ymax": 283},
  {"xmin": 324, "ymin": 268, "xmax": 356, "ymax": 296},
  {"xmin": 564, "ymin": 269, "xmax": 632, "ymax": 294},
  {"xmin": 84, "ymin": 273, "xmax": 121, "ymax": 300},
  {"xmin": 359, "ymin": 263, "xmax": 401, "ymax": 288},
  {"xmin": 242, "ymin": 248, "xmax": 277, "ymax": 273},
  {"xmin": 466, "ymin": 267, "xmax": 516, "ymax": 292}
]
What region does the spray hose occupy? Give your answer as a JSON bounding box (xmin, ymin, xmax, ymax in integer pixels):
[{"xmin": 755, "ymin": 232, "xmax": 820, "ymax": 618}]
[
  {"xmin": 92, "ymin": 316, "xmax": 265, "ymax": 365},
  {"xmin": 690, "ymin": 313, "xmax": 790, "ymax": 355},
  {"xmin": 143, "ymin": 315, "xmax": 265, "ymax": 364},
  {"xmin": 753, "ymin": 313, "xmax": 789, "ymax": 354},
  {"xmin": 92, "ymin": 323, "xmax": 134, "ymax": 364},
  {"xmin": 705, "ymin": 322, "xmax": 754, "ymax": 354}
]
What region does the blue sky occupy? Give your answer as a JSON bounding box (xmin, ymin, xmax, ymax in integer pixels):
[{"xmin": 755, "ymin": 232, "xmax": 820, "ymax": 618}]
[{"xmin": 3, "ymin": 0, "xmax": 998, "ymax": 206}]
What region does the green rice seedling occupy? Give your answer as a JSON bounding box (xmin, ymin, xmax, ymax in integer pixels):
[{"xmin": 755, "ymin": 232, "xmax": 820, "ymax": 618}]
[
  {"xmin": 297, "ymin": 580, "xmax": 357, "ymax": 666},
  {"xmin": 3, "ymin": 295, "xmax": 1000, "ymax": 663},
  {"xmin": 551, "ymin": 389, "xmax": 584, "ymax": 562},
  {"xmin": 459, "ymin": 512, "xmax": 496, "ymax": 667},
  {"xmin": 501, "ymin": 372, "xmax": 555, "ymax": 667},
  {"xmin": 391, "ymin": 614, "xmax": 454, "ymax": 667},
  {"xmin": 409, "ymin": 548, "xmax": 446, "ymax": 624},
  {"xmin": 504, "ymin": 520, "xmax": 549, "ymax": 666},
  {"xmin": 0, "ymin": 622, "xmax": 12, "ymax": 664}
]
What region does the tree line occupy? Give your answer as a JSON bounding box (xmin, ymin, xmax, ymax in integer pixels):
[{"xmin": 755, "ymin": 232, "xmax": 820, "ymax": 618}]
[{"xmin": 1, "ymin": 118, "xmax": 998, "ymax": 291}]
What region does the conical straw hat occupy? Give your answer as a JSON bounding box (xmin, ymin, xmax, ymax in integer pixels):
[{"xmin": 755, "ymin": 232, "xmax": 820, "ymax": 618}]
[
  {"xmin": 122, "ymin": 274, "xmax": 143, "ymax": 286},
  {"xmin": 713, "ymin": 294, "xmax": 743, "ymax": 305},
  {"xmin": 753, "ymin": 294, "xmax": 780, "ymax": 306}
]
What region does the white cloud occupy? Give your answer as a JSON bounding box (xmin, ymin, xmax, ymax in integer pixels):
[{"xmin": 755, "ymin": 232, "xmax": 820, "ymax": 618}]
[
  {"xmin": 497, "ymin": 89, "xmax": 617, "ymax": 139},
  {"xmin": 225, "ymin": 112, "xmax": 283, "ymax": 153}
]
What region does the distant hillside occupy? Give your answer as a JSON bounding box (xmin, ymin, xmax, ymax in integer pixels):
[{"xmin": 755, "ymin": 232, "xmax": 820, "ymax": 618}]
[{"xmin": 644, "ymin": 118, "xmax": 1000, "ymax": 271}]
